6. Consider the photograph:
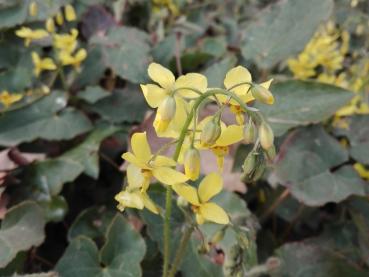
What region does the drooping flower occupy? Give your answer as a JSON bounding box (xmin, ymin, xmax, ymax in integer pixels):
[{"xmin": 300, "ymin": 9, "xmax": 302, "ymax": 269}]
[
  {"xmin": 15, "ymin": 27, "xmax": 49, "ymax": 47},
  {"xmin": 64, "ymin": 4, "xmax": 77, "ymax": 21},
  {"xmin": 122, "ymin": 132, "xmax": 188, "ymax": 188},
  {"xmin": 173, "ymin": 173, "xmax": 229, "ymax": 225},
  {"xmin": 53, "ymin": 29, "xmax": 79, "ymax": 54},
  {"xmin": 58, "ymin": 48, "xmax": 87, "ymax": 69},
  {"xmin": 0, "ymin": 91, "xmax": 22, "ymax": 108},
  {"xmin": 31, "ymin": 52, "xmax": 57, "ymax": 77}
]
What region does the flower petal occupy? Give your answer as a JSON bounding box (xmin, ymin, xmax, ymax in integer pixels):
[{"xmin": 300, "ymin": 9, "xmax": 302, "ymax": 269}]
[
  {"xmin": 260, "ymin": 79, "xmax": 273, "ymax": 90},
  {"xmin": 148, "ymin": 63, "xmax": 175, "ymax": 89},
  {"xmin": 172, "ymin": 183, "xmax": 200, "ymax": 205},
  {"xmin": 215, "ymin": 125, "xmax": 243, "ymax": 146},
  {"xmin": 199, "ymin": 202, "xmax": 229, "ymax": 224},
  {"xmin": 141, "ymin": 192, "xmax": 159, "ymax": 214},
  {"xmin": 152, "ymin": 167, "xmax": 188, "ymax": 185},
  {"xmin": 175, "ymin": 73, "xmax": 208, "ymax": 98},
  {"xmin": 131, "ymin": 132, "xmax": 152, "ymax": 163},
  {"xmin": 126, "ymin": 164, "xmax": 144, "ymax": 189},
  {"xmin": 140, "ymin": 84, "xmax": 167, "ymax": 108},
  {"xmin": 153, "ymin": 155, "xmax": 177, "ymax": 167},
  {"xmin": 115, "ymin": 191, "xmax": 144, "ymax": 210},
  {"xmin": 224, "ymin": 66, "xmax": 252, "ymax": 95},
  {"xmin": 198, "ymin": 173, "xmax": 223, "ymax": 203}
]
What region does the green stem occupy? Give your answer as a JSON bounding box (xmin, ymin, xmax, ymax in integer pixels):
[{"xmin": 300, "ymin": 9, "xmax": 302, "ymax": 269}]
[
  {"xmin": 58, "ymin": 67, "xmax": 68, "ymax": 91},
  {"xmin": 163, "ymin": 87, "xmax": 261, "ymax": 277},
  {"xmin": 168, "ymin": 225, "xmax": 194, "ymax": 277}
]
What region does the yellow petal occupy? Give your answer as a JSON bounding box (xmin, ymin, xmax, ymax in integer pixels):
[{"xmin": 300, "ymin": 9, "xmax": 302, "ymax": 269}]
[
  {"xmin": 175, "ymin": 73, "xmax": 207, "ymax": 98},
  {"xmin": 152, "ymin": 155, "xmax": 177, "ymax": 167},
  {"xmin": 131, "ymin": 132, "xmax": 152, "ymax": 163},
  {"xmin": 224, "ymin": 66, "xmax": 252, "ymax": 95},
  {"xmin": 152, "ymin": 167, "xmax": 188, "ymax": 185},
  {"xmin": 41, "ymin": 58, "xmax": 57, "ymax": 70},
  {"xmin": 115, "ymin": 191, "xmax": 144, "ymax": 210},
  {"xmin": 198, "ymin": 173, "xmax": 223, "ymax": 203},
  {"xmin": 172, "ymin": 183, "xmax": 200, "ymax": 205},
  {"xmin": 121, "ymin": 152, "xmax": 150, "ymax": 169},
  {"xmin": 140, "ymin": 84, "xmax": 167, "ymax": 108},
  {"xmin": 141, "ymin": 192, "xmax": 159, "ymax": 214},
  {"xmin": 353, "ymin": 163, "xmax": 369, "ymax": 180},
  {"xmin": 65, "ymin": 4, "xmax": 77, "ymax": 21},
  {"xmin": 260, "ymin": 79, "xmax": 273, "ymax": 90},
  {"xmin": 195, "ymin": 213, "xmax": 205, "ymax": 225},
  {"xmin": 148, "ymin": 63, "xmax": 175, "ymax": 90},
  {"xmin": 215, "ymin": 124, "xmax": 243, "ymax": 146},
  {"xmin": 199, "ymin": 202, "xmax": 229, "ymax": 224},
  {"xmin": 127, "ymin": 164, "xmax": 144, "ymax": 189}
]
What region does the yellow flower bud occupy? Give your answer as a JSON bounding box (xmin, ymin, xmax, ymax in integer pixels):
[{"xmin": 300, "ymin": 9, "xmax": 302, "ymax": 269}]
[
  {"xmin": 29, "ymin": 1, "xmax": 38, "ymax": 17},
  {"xmin": 176, "ymin": 196, "xmax": 188, "ymax": 208},
  {"xmin": 200, "ymin": 118, "xmax": 221, "ymax": 147},
  {"xmin": 243, "ymin": 119, "xmax": 256, "ymax": 144},
  {"xmin": 65, "ymin": 4, "xmax": 77, "ymax": 21},
  {"xmin": 55, "ymin": 12, "xmax": 64, "ymax": 26},
  {"xmin": 251, "ymin": 83, "xmax": 274, "ymax": 105},
  {"xmin": 242, "ymin": 151, "xmax": 256, "ymax": 176},
  {"xmin": 259, "ymin": 122, "xmax": 274, "ymax": 150},
  {"xmin": 157, "ymin": 96, "xmax": 176, "ymax": 121},
  {"xmin": 184, "ymin": 147, "xmax": 201, "ymax": 181},
  {"xmin": 45, "ymin": 18, "xmax": 55, "ymax": 33}
]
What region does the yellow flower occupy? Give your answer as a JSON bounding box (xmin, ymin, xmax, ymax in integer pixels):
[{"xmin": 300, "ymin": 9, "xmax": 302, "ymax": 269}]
[
  {"xmin": 15, "ymin": 27, "xmax": 48, "ymax": 47},
  {"xmin": 31, "ymin": 52, "xmax": 57, "ymax": 77},
  {"xmin": 115, "ymin": 164, "xmax": 159, "ymax": 214},
  {"xmin": 353, "ymin": 163, "xmax": 369, "ymax": 180},
  {"xmin": 45, "ymin": 18, "xmax": 55, "ymax": 33},
  {"xmin": 29, "ymin": 1, "xmax": 38, "ymax": 17},
  {"xmin": 173, "ymin": 173, "xmax": 229, "ymax": 225},
  {"xmin": 58, "ymin": 48, "xmax": 87, "ymax": 69},
  {"xmin": 0, "ymin": 91, "xmax": 22, "ymax": 108},
  {"xmin": 141, "ymin": 63, "xmax": 207, "ymax": 136},
  {"xmin": 65, "ymin": 4, "xmax": 77, "ymax": 21},
  {"xmin": 122, "ymin": 132, "xmax": 188, "ymax": 187},
  {"xmin": 55, "ymin": 11, "xmax": 64, "ymax": 25},
  {"xmin": 53, "ymin": 29, "xmax": 78, "ymax": 53}
]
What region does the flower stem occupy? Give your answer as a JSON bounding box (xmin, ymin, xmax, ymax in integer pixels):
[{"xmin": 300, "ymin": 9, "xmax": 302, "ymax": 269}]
[
  {"xmin": 162, "ymin": 186, "xmax": 172, "ymax": 277},
  {"xmin": 168, "ymin": 225, "xmax": 194, "ymax": 277}
]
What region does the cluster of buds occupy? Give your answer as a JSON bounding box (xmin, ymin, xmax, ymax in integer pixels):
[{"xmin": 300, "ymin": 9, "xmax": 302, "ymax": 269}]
[
  {"xmin": 115, "ymin": 62, "xmax": 276, "ymax": 226},
  {"xmin": 16, "ymin": 2, "xmax": 86, "ymax": 79}
]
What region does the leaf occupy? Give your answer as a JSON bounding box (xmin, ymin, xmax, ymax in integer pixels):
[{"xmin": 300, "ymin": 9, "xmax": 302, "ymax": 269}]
[
  {"xmin": 26, "ymin": 124, "xmax": 122, "ymax": 198},
  {"xmin": 55, "ymin": 214, "xmax": 146, "ymax": 277},
  {"xmin": 335, "ymin": 115, "xmax": 369, "ymax": 164},
  {"xmin": 88, "ymin": 85, "xmax": 146, "ymax": 124},
  {"xmin": 12, "ymin": 272, "xmax": 58, "ymax": 277},
  {"xmin": 241, "ymin": 0, "xmax": 333, "ymax": 69},
  {"xmin": 152, "ymin": 34, "xmax": 176, "ymax": 66},
  {"xmin": 0, "ymin": 92, "xmax": 92, "ymax": 146},
  {"xmin": 256, "ymin": 80, "xmax": 353, "ymax": 136},
  {"xmin": 90, "ymin": 26, "xmax": 151, "ymax": 83},
  {"xmin": 201, "ymin": 36, "xmax": 227, "ymax": 58},
  {"xmin": 272, "ymin": 125, "xmax": 367, "ymax": 206},
  {"xmin": 0, "ymin": 201, "xmax": 45, "ymax": 268},
  {"xmin": 202, "ymin": 56, "xmax": 237, "ymax": 88},
  {"xmin": 68, "ymin": 206, "xmax": 116, "ymax": 241},
  {"xmin": 275, "ymin": 224, "xmax": 368, "ymax": 277},
  {"xmin": 77, "ymin": 86, "xmax": 110, "ymax": 104}
]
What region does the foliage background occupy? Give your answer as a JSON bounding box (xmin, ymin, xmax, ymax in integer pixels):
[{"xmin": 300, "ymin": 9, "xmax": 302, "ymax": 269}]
[{"xmin": 0, "ymin": 0, "xmax": 369, "ymax": 276}]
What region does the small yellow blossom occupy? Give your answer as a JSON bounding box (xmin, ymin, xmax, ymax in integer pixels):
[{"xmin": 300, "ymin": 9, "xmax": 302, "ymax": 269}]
[
  {"xmin": 55, "ymin": 11, "xmax": 64, "ymax": 25},
  {"xmin": 59, "ymin": 48, "xmax": 87, "ymax": 69},
  {"xmin": 173, "ymin": 173, "xmax": 229, "ymax": 225},
  {"xmin": 15, "ymin": 27, "xmax": 48, "ymax": 47},
  {"xmin": 29, "ymin": 1, "xmax": 38, "ymax": 16},
  {"xmin": 65, "ymin": 4, "xmax": 77, "ymax": 21},
  {"xmin": 53, "ymin": 29, "xmax": 79, "ymax": 53},
  {"xmin": 0, "ymin": 91, "xmax": 22, "ymax": 108},
  {"xmin": 31, "ymin": 52, "xmax": 57, "ymax": 77},
  {"xmin": 45, "ymin": 18, "xmax": 55, "ymax": 33}
]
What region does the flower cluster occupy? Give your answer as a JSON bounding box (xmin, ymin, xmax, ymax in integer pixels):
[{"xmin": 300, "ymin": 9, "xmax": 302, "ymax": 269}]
[
  {"xmin": 115, "ymin": 63, "xmax": 275, "ymax": 225},
  {"xmin": 16, "ymin": 3, "xmax": 86, "ymax": 78}
]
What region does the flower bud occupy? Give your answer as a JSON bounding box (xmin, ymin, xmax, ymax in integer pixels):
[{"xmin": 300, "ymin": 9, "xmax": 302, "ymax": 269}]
[
  {"xmin": 200, "ymin": 118, "xmax": 221, "ymax": 147},
  {"xmin": 46, "ymin": 18, "xmax": 55, "ymax": 33},
  {"xmin": 242, "ymin": 151, "xmax": 256, "ymax": 176},
  {"xmin": 65, "ymin": 4, "xmax": 77, "ymax": 22},
  {"xmin": 259, "ymin": 122, "xmax": 274, "ymax": 150},
  {"xmin": 29, "ymin": 2, "xmax": 38, "ymax": 16},
  {"xmin": 252, "ymin": 161, "xmax": 266, "ymax": 181},
  {"xmin": 251, "ymin": 83, "xmax": 274, "ymax": 105},
  {"xmin": 177, "ymin": 196, "xmax": 188, "ymax": 208},
  {"xmin": 55, "ymin": 12, "xmax": 64, "ymax": 26},
  {"xmin": 157, "ymin": 96, "xmax": 176, "ymax": 121},
  {"xmin": 264, "ymin": 145, "xmax": 276, "ymax": 161},
  {"xmin": 243, "ymin": 119, "xmax": 256, "ymax": 144},
  {"xmin": 184, "ymin": 147, "xmax": 201, "ymax": 181}
]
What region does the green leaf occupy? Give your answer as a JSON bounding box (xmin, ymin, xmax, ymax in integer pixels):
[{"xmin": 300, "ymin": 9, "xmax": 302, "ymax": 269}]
[
  {"xmin": 272, "ymin": 125, "xmax": 367, "ymax": 206},
  {"xmin": 77, "ymin": 86, "xmax": 110, "ymax": 104},
  {"xmin": 90, "ymin": 26, "xmax": 151, "ymax": 83},
  {"xmin": 335, "ymin": 115, "xmax": 369, "ymax": 164},
  {"xmin": 0, "ymin": 201, "xmax": 45, "ymax": 268},
  {"xmin": 56, "ymin": 214, "xmax": 146, "ymax": 277},
  {"xmin": 152, "ymin": 34, "xmax": 176, "ymax": 66},
  {"xmin": 201, "ymin": 36, "xmax": 227, "ymax": 58},
  {"xmin": 88, "ymin": 85, "xmax": 146, "ymax": 124},
  {"xmin": 202, "ymin": 56, "xmax": 237, "ymax": 88},
  {"xmin": 275, "ymin": 224, "xmax": 368, "ymax": 277},
  {"xmin": 0, "ymin": 92, "xmax": 92, "ymax": 146},
  {"xmin": 256, "ymin": 80, "xmax": 353, "ymax": 136},
  {"xmin": 27, "ymin": 124, "xmax": 122, "ymax": 198},
  {"xmin": 241, "ymin": 0, "xmax": 333, "ymax": 68},
  {"xmin": 68, "ymin": 206, "xmax": 116, "ymax": 241}
]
